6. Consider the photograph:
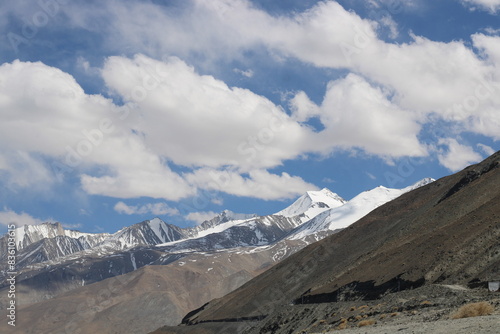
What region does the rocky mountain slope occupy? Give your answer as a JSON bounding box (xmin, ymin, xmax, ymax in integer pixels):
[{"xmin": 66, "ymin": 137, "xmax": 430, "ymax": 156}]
[{"xmin": 162, "ymin": 152, "xmax": 500, "ymax": 334}]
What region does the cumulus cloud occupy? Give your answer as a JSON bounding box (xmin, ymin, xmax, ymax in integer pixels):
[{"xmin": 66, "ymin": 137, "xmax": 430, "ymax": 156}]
[
  {"xmin": 186, "ymin": 168, "xmax": 319, "ymax": 200},
  {"xmin": 0, "ymin": 59, "xmax": 194, "ymax": 201},
  {"xmin": 62, "ymin": 0, "xmax": 500, "ymax": 168},
  {"xmin": 114, "ymin": 201, "xmax": 180, "ymax": 216},
  {"xmin": 101, "ymin": 55, "xmax": 313, "ymax": 171},
  {"xmin": 188, "ymin": 1, "xmax": 500, "ymax": 147},
  {"xmin": 0, "ymin": 57, "xmax": 317, "ymax": 201},
  {"xmin": 437, "ymin": 138, "xmax": 483, "ymax": 172},
  {"xmin": 294, "ymin": 74, "xmax": 427, "ymax": 158},
  {"xmin": 0, "ymin": 208, "xmax": 47, "ymax": 227}
]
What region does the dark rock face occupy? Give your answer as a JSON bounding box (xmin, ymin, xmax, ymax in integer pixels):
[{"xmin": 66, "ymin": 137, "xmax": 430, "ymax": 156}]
[
  {"xmin": 437, "ymin": 159, "xmax": 499, "ymax": 204},
  {"xmin": 174, "ymin": 151, "xmax": 500, "ymax": 334}
]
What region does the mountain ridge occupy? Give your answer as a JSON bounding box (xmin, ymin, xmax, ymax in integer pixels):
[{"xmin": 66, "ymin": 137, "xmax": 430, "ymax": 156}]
[{"xmin": 1, "ymin": 179, "xmax": 431, "ymax": 273}]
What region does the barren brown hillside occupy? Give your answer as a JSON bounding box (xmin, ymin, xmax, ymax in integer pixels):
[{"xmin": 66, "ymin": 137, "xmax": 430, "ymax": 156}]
[{"xmin": 164, "ymin": 151, "xmax": 499, "ymax": 333}]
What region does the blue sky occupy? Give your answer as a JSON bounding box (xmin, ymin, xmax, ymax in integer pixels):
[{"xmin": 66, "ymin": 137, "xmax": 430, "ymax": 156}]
[{"xmin": 0, "ymin": 0, "xmax": 499, "ymax": 233}]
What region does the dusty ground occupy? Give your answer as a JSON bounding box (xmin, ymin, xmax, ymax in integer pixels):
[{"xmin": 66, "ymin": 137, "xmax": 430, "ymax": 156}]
[
  {"xmin": 152, "ymin": 284, "xmax": 499, "ymax": 334},
  {"xmin": 293, "ymin": 284, "xmax": 500, "ymax": 334},
  {"xmin": 323, "ymin": 314, "xmax": 500, "ymax": 334}
]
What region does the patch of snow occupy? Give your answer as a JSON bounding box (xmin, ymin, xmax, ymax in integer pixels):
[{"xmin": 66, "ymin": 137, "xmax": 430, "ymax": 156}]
[{"xmin": 130, "ymin": 252, "xmax": 137, "ymax": 270}]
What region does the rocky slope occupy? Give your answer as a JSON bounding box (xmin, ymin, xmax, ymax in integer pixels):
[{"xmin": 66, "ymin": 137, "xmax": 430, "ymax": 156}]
[{"xmin": 163, "ymin": 151, "xmax": 499, "ymax": 334}]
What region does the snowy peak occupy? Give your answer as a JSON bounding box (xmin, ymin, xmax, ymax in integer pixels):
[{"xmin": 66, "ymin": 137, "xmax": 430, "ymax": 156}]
[
  {"xmin": 276, "ymin": 187, "xmax": 346, "ymax": 222},
  {"xmin": 200, "ymin": 209, "xmax": 258, "ymax": 227},
  {"xmin": 14, "ymin": 222, "xmax": 105, "ymax": 251},
  {"xmin": 147, "ymin": 217, "xmax": 184, "ymax": 243},
  {"xmin": 306, "ymin": 188, "xmax": 345, "ymax": 205},
  {"xmin": 110, "ymin": 218, "xmax": 185, "ymax": 249},
  {"xmin": 342, "ymin": 177, "xmax": 435, "ymax": 211},
  {"xmin": 287, "ymin": 178, "xmax": 434, "ymax": 241},
  {"xmin": 219, "ymin": 209, "xmax": 258, "ymax": 221},
  {"xmin": 184, "ymin": 210, "xmax": 258, "ymax": 238}
]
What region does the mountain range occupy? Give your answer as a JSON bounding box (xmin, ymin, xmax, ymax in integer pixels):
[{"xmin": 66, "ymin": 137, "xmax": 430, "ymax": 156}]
[{"xmin": 0, "ymin": 177, "xmax": 434, "ymax": 333}]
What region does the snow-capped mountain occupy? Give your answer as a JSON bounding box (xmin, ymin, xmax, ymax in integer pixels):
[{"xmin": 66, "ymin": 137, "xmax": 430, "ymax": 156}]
[
  {"xmin": 0, "ymin": 223, "xmax": 109, "ymax": 268},
  {"xmin": 102, "ymin": 218, "xmax": 186, "ymax": 250},
  {"xmin": 13, "ymin": 222, "xmax": 108, "ymax": 251},
  {"xmin": 153, "ymin": 190, "xmax": 347, "ymax": 252},
  {"xmin": 1, "ymin": 219, "xmax": 188, "ymax": 269},
  {"xmin": 157, "ymin": 215, "xmax": 302, "ymax": 252},
  {"xmin": 286, "ymin": 178, "xmax": 435, "ymax": 242},
  {"xmin": 183, "ymin": 210, "xmax": 258, "ymax": 238},
  {"xmin": 275, "ymin": 188, "xmax": 346, "ymax": 222},
  {"xmin": 1, "ymin": 179, "xmax": 435, "ymax": 273}
]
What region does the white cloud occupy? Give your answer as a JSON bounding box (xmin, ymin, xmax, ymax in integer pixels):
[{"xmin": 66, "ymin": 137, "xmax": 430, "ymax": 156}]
[
  {"xmin": 0, "ymin": 59, "xmax": 196, "ymax": 201},
  {"xmin": 188, "ymin": 1, "xmax": 500, "ymax": 146},
  {"xmin": 210, "ymin": 197, "xmax": 224, "ymax": 205},
  {"xmin": 0, "ymin": 209, "xmax": 46, "ymax": 227},
  {"xmin": 437, "ymin": 138, "xmax": 483, "ymax": 172},
  {"xmin": 295, "ymin": 74, "xmax": 427, "ymax": 158},
  {"xmin": 0, "ymin": 60, "xmax": 109, "ymax": 157},
  {"xmin": 185, "ymin": 211, "xmax": 217, "ymax": 225},
  {"xmin": 477, "ymin": 143, "xmax": 496, "ymax": 156},
  {"xmin": 56, "ymin": 0, "xmax": 377, "ymax": 68},
  {"xmin": 233, "ymin": 68, "xmax": 254, "ymax": 78},
  {"xmin": 76, "ymin": 56, "xmax": 101, "ymax": 77},
  {"xmin": 379, "ymin": 15, "xmax": 399, "ymax": 39},
  {"xmin": 461, "ymin": 0, "xmax": 500, "ymax": 13},
  {"xmin": 187, "ymin": 168, "xmax": 319, "ymax": 200},
  {"xmin": 472, "ymin": 33, "xmax": 500, "ymax": 68},
  {"xmin": 81, "ymin": 161, "xmax": 194, "ymax": 201},
  {"xmin": 17, "ymin": 1, "xmax": 497, "ymax": 163},
  {"xmin": 114, "ymin": 201, "xmax": 180, "ymax": 216},
  {"xmin": 101, "ymin": 54, "xmax": 314, "ymax": 171},
  {"xmin": 0, "ymin": 57, "xmax": 319, "ymax": 202},
  {"xmin": 0, "ymin": 151, "xmax": 54, "ymax": 190},
  {"xmin": 73, "ymin": 0, "xmax": 500, "ymax": 165},
  {"xmin": 289, "ymin": 91, "xmax": 321, "ymax": 123}
]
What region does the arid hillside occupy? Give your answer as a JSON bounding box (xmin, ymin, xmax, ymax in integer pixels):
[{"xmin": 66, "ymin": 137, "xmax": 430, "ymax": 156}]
[{"xmin": 158, "ymin": 151, "xmax": 500, "ymax": 333}]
